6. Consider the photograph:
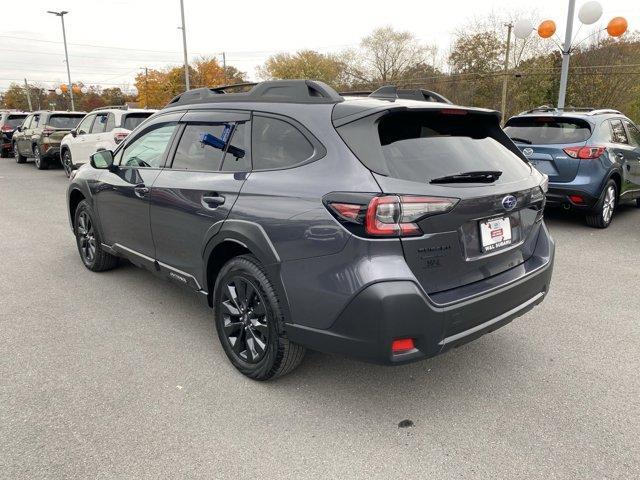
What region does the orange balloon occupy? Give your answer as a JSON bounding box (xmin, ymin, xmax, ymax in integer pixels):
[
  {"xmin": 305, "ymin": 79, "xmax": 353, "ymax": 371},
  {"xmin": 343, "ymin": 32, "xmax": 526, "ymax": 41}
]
[
  {"xmin": 60, "ymin": 84, "xmax": 68, "ymax": 93},
  {"xmin": 537, "ymin": 20, "xmax": 556, "ymax": 39},
  {"xmin": 607, "ymin": 17, "xmax": 628, "ymax": 37},
  {"xmin": 72, "ymin": 85, "xmax": 81, "ymax": 94}
]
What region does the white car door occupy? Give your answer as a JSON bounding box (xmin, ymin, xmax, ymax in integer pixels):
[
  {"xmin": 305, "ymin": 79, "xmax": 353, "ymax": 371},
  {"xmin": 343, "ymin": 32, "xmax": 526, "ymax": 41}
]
[{"xmin": 69, "ymin": 114, "xmax": 96, "ymax": 162}]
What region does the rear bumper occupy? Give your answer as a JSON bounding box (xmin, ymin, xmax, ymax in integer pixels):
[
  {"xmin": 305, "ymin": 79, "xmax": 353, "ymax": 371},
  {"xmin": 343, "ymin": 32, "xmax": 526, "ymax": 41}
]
[
  {"xmin": 546, "ymin": 185, "xmax": 599, "ymax": 210},
  {"xmin": 286, "ymin": 223, "xmax": 554, "ymax": 365},
  {"xmin": 40, "ymin": 144, "xmax": 60, "ymax": 160}
]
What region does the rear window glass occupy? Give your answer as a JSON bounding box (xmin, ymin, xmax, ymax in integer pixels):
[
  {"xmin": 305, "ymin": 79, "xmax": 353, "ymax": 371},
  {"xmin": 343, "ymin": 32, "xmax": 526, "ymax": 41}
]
[
  {"xmin": 122, "ymin": 113, "xmax": 153, "ymax": 131},
  {"xmin": 6, "ymin": 116, "xmax": 27, "ymax": 127},
  {"xmin": 47, "ymin": 115, "xmax": 84, "ymax": 129},
  {"xmin": 504, "ymin": 117, "xmax": 591, "ymax": 144},
  {"xmin": 338, "ymin": 111, "xmax": 530, "ymax": 183}
]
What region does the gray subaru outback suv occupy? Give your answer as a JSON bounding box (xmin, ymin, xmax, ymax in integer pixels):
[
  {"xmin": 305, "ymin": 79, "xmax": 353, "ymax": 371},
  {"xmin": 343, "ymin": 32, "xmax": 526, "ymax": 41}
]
[{"xmin": 66, "ymin": 80, "xmax": 554, "ymax": 380}]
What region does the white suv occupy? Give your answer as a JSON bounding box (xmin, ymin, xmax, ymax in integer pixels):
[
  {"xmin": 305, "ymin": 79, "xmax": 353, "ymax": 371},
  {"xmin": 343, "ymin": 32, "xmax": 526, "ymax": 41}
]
[{"xmin": 60, "ymin": 106, "xmax": 156, "ymax": 177}]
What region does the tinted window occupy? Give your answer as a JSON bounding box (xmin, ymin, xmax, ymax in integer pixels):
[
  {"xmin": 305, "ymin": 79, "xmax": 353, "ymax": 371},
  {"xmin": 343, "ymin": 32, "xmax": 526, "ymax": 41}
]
[
  {"xmin": 76, "ymin": 115, "xmax": 95, "ymax": 135},
  {"xmin": 120, "ymin": 123, "xmax": 177, "ymax": 168},
  {"xmin": 172, "ymin": 124, "xmax": 227, "ymax": 171},
  {"xmin": 32, "ymin": 114, "xmax": 41, "ymax": 128},
  {"xmin": 252, "ymin": 116, "xmax": 314, "ymax": 170},
  {"xmin": 48, "ymin": 114, "xmax": 84, "ymax": 129},
  {"xmin": 222, "ymin": 122, "xmax": 250, "ymax": 172},
  {"xmin": 6, "ymin": 115, "xmax": 27, "ymax": 127},
  {"xmin": 105, "ymin": 113, "xmax": 116, "ymax": 132},
  {"xmin": 91, "ymin": 113, "xmax": 108, "ymax": 133},
  {"xmin": 610, "ymin": 119, "xmax": 629, "ymax": 144},
  {"xmin": 624, "ymin": 121, "xmax": 640, "ymax": 147},
  {"xmin": 122, "ymin": 112, "xmax": 154, "ymax": 131},
  {"xmin": 339, "ymin": 111, "xmax": 530, "ymax": 183},
  {"xmin": 504, "ymin": 117, "xmax": 592, "ymax": 144}
]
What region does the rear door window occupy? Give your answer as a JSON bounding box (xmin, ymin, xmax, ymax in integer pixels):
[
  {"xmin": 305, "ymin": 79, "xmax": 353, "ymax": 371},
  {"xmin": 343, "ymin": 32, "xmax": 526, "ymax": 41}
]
[
  {"xmin": 172, "ymin": 124, "xmax": 227, "ymax": 171},
  {"xmin": 504, "ymin": 117, "xmax": 592, "ymax": 144},
  {"xmin": 623, "ymin": 120, "xmax": 640, "ymax": 147},
  {"xmin": 91, "ymin": 113, "xmax": 109, "ymax": 133},
  {"xmin": 48, "ymin": 114, "xmax": 84, "ymax": 129},
  {"xmin": 338, "ymin": 110, "xmax": 530, "ymax": 183},
  {"xmin": 610, "ymin": 119, "xmax": 629, "ymax": 144},
  {"xmin": 122, "ymin": 113, "xmax": 154, "ymax": 131},
  {"xmin": 252, "ymin": 116, "xmax": 314, "ymax": 170}
]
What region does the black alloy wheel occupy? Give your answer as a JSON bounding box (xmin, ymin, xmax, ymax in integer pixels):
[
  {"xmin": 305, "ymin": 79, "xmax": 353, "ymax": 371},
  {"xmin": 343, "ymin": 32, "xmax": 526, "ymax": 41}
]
[
  {"xmin": 214, "ymin": 255, "xmax": 305, "ymax": 380},
  {"xmin": 220, "ymin": 275, "xmax": 270, "ymax": 364},
  {"xmin": 73, "ymin": 200, "xmax": 118, "ymax": 271}
]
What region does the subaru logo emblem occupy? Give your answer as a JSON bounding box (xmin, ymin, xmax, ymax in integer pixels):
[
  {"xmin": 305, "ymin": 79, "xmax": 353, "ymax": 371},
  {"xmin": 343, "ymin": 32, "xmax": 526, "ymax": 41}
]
[
  {"xmin": 502, "ymin": 195, "xmax": 517, "ymax": 211},
  {"xmin": 523, "ymin": 147, "xmax": 534, "ymax": 157}
]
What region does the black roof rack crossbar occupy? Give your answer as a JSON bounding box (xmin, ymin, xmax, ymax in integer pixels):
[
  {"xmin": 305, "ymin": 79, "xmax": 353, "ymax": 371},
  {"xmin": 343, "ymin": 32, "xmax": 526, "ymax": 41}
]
[
  {"xmin": 166, "ymin": 80, "xmax": 344, "ymax": 107},
  {"xmin": 522, "ymin": 105, "xmax": 622, "ymax": 115},
  {"xmin": 366, "ymin": 86, "xmax": 453, "ymax": 104}
]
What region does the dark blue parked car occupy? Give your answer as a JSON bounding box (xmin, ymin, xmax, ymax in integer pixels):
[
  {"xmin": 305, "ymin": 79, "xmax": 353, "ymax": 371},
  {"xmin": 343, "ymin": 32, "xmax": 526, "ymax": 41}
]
[{"xmin": 505, "ymin": 108, "xmax": 640, "ymax": 228}]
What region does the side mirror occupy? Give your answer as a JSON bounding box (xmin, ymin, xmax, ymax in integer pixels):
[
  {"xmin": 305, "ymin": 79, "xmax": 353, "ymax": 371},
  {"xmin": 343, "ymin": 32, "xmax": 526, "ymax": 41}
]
[
  {"xmin": 90, "ymin": 150, "xmax": 115, "ymax": 171},
  {"xmin": 16, "ymin": 126, "xmax": 22, "ymax": 132},
  {"xmin": 71, "ymin": 129, "xmax": 77, "ymax": 138}
]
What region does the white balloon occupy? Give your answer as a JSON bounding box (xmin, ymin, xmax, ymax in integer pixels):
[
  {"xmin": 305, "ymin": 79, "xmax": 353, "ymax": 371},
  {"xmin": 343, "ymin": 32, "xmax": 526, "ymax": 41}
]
[
  {"xmin": 514, "ymin": 19, "xmax": 534, "ymax": 40},
  {"xmin": 55, "ymin": 88, "xmax": 62, "ymax": 95},
  {"xmin": 578, "ymin": 1, "xmax": 603, "ymax": 25},
  {"xmin": 80, "ymin": 86, "xmax": 88, "ymax": 94}
]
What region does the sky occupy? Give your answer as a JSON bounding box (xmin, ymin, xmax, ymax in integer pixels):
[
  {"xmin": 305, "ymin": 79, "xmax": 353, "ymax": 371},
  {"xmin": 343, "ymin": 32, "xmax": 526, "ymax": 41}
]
[{"xmin": 1, "ymin": 0, "xmax": 637, "ymax": 94}]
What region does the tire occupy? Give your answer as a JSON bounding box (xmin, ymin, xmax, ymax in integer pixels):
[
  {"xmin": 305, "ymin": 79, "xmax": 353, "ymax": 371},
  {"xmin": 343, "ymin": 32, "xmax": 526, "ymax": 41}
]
[
  {"xmin": 74, "ymin": 200, "xmax": 118, "ymax": 272},
  {"xmin": 586, "ymin": 180, "xmax": 617, "ymax": 228},
  {"xmin": 62, "ymin": 149, "xmax": 73, "ymax": 178},
  {"xmin": 635, "ymin": 198, "xmax": 640, "ymax": 208},
  {"xmin": 213, "ymin": 255, "xmax": 305, "ymax": 380},
  {"xmin": 0, "ymin": 148, "xmax": 7, "ymax": 158},
  {"xmin": 33, "ymin": 144, "xmax": 48, "ymax": 170},
  {"xmin": 14, "ymin": 142, "xmax": 26, "ymax": 164}
]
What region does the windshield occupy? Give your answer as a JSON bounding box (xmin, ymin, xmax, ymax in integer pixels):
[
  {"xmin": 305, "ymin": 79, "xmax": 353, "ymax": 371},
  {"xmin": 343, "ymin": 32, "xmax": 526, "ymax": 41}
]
[
  {"xmin": 6, "ymin": 115, "xmax": 27, "ymax": 127},
  {"xmin": 338, "ymin": 110, "xmax": 530, "ymax": 183},
  {"xmin": 122, "ymin": 113, "xmax": 154, "ymax": 131},
  {"xmin": 504, "ymin": 117, "xmax": 592, "ymax": 145},
  {"xmin": 47, "ymin": 115, "xmax": 84, "ymax": 129}
]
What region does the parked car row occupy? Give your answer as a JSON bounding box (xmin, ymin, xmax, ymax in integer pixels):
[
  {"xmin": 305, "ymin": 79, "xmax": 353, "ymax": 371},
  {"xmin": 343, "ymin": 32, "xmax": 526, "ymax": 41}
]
[{"xmin": 8, "ymin": 106, "xmax": 156, "ymax": 174}]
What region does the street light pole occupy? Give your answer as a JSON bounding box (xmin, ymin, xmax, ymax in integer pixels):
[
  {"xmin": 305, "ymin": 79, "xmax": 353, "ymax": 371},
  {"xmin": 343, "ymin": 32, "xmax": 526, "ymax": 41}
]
[
  {"xmin": 500, "ymin": 23, "xmax": 513, "ymax": 124},
  {"xmin": 179, "ymin": 0, "xmax": 190, "ymax": 91},
  {"xmin": 47, "ymin": 10, "xmax": 75, "ymax": 111},
  {"xmin": 557, "ymin": 0, "xmax": 576, "ymax": 110}
]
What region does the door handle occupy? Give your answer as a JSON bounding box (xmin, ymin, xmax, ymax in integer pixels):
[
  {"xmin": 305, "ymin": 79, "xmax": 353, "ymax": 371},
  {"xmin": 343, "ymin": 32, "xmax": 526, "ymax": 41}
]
[
  {"xmin": 615, "ymin": 152, "xmax": 624, "ymax": 159},
  {"xmin": 134, "ymin": 185, "xmax": 149, "ymax": 198},
  {"xmin": 201, "ymin": 194, "xmax": 225, "ymax": 209}
]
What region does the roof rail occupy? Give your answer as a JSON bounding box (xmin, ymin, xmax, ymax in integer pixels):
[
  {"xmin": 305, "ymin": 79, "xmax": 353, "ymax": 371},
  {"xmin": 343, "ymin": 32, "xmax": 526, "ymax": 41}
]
[
  {"xmin": 367, "ymin": 86, "xmax": 453, "ymax": 104},
  {"xmin": 586, "ymin": 109, "xmax": 622, "ymax": 116},
  {"xmin": 167, "ymin": 80, "xmax": 344, "ymax": 107},
  {"xmin": 91, "ymin": 105, "xmax": 129, "ymax": 112},
  {"xmin": 209, "ymin": 82, "xmax": 258, "ymax": 94}
]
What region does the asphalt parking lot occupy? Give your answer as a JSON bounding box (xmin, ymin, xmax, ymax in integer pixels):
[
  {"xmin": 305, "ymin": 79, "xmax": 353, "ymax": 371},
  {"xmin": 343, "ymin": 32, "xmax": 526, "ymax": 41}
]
[{"xmin": 1, "ymin": 158, "xmax": 639, "ymax": 479}]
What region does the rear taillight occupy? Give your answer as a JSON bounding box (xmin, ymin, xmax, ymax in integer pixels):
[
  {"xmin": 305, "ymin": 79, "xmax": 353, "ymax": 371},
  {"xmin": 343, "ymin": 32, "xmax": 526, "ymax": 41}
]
[
  {"xmin": 327, "ymin": 194, "xmax": 458, "ymax": 238},
  {"xmin": 1, "ymin": 125, "xmax": 13, "ymax": 132},
  {"xmin": 563, "ymin": 146, "xmax": 606, "ymax": 159},
  {"xmin": 41, "ymin": 127, "xmax": 55, "ymax": 137},
  {"xmin": 114, "ymin": 132, "xmax": 128, "ymax": 144}
]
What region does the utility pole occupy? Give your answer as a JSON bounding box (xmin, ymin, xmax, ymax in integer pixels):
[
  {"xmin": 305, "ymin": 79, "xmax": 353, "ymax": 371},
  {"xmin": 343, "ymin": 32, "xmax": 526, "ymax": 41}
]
[
  {"xmin": 500, "ymin": 23, "xmax": 513, "ymax": 124},
  {"xmin": 23, "ymin": 78, "xmax": 33, "ymax": 111},
  {"xmin": 222, "ymin": 52, "xmax": 227, "ymax": 84},
  {"xmin": 179, "ymin": 0, "xmax": 190, "ymax": 91},
  {"xmin": 47, "ymin": 10, "xmax": 75, "ymax": 110},
  {"xmin": 141, "ymin": 67, "xmax": 149, "ymax": 108},
  {"xmin": 557, "ymin": 0, "xmax": 576, "ymax": 110}
]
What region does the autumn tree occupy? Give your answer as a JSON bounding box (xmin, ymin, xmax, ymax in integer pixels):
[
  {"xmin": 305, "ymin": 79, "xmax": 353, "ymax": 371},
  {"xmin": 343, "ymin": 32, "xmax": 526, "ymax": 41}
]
[
  {"xmin": 342, "ymin": 26, "xmax": 437, "ymax": 86},
  {"xmin": 257, "ymin": 50, "xmax": 347, "ymax": 86}
]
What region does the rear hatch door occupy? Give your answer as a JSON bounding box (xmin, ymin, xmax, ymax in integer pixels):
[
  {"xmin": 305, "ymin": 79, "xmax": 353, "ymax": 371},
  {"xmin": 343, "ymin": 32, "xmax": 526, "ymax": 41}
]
[
  {"xmin": 337, "ymin": 107, "xmax": 545, "ymax": 295},
  {"xmin": 504, "ymin": 115, "xmax": 592, "ymax": 182},
  {"xmin": 46, "ymin": 114, "xmax": 85, "ymax": 142}
]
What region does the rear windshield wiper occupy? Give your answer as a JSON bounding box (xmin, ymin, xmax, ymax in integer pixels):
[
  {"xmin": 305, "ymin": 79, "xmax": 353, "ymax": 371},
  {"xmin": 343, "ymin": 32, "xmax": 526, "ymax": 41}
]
[
  {"xmin": 429, "ymin": 170, "xmax": 503, "ymax": 184},
  {"xmin": 509, "ymin": 137, "xmax": 532, "ymax": 144}
]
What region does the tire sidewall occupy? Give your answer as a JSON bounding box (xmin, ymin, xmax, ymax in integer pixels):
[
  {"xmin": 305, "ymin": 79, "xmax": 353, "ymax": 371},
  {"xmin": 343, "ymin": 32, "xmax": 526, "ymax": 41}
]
[
  {"xmin": 74, "ymin": 201, "xmax": 99, "ymax": 269},
  {"xmin": 63, "ymin": 150, "xmax": 72, "ymax": 177},
  {"xmin": 213, "ymin": 257, "xmax": 281, "ymax": 377},
  {"xmin": 34, "ymin": 145, "xmax": 42, "ymax": 169},
  {"xmin": 599, "ymin": 180, "xmax": 617, "ymax": 227}
]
